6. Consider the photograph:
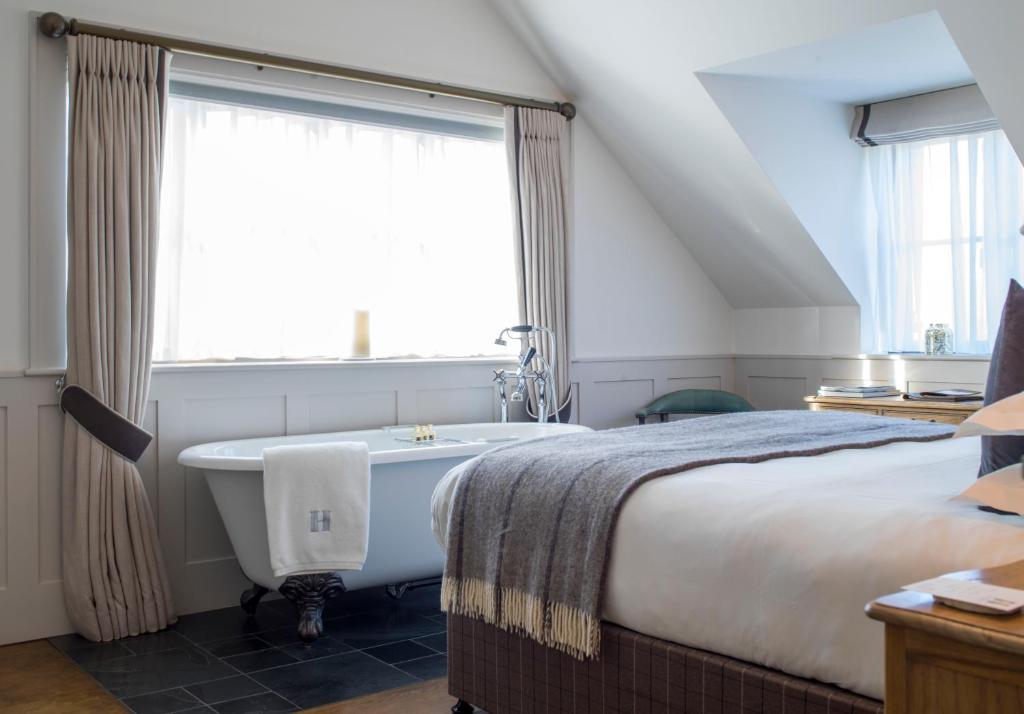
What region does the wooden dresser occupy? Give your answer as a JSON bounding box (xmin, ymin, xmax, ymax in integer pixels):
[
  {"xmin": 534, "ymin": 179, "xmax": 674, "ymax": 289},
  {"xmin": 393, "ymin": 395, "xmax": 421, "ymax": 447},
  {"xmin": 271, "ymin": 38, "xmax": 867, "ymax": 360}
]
[
  {"xmin": 804, "ymin": 394, "xmax": 981, "ymax": 425},
  {"xmin": 868, "ymin": 561, "xmax": 1024, "ymax": 714}
]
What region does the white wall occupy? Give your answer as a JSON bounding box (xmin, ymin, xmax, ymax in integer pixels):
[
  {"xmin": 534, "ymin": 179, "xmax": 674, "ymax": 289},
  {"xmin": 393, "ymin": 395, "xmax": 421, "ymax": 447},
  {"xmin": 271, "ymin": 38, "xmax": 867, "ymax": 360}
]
[
  {"xmin": 734, "ymin": 307, "xmax": 861, "ymax": 356},
  {"xmin": 571, "ymin": 120, "xmax": 733, "ymax": 359},
  {"xmin": 698, "ymin": 75, "xmax": 875, "ymax": 353},
  {"xmin": 939, "ymin": 0, "xmax": 1024, "ymax": 166}
]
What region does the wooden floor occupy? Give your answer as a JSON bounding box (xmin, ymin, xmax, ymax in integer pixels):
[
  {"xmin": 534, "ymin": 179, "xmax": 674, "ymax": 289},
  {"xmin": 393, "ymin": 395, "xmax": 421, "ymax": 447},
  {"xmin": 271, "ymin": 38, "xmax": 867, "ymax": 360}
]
[
  {"xmin": 0, "ymin": 640, "xmax": 122, "ymax": 712},
  {"xmin": 309, "ymin": 678, "xmax": 453, "ymax": 713},
  {"xmin": 0, "ymin": 639, "xmax": 455, "ymax": 713}
]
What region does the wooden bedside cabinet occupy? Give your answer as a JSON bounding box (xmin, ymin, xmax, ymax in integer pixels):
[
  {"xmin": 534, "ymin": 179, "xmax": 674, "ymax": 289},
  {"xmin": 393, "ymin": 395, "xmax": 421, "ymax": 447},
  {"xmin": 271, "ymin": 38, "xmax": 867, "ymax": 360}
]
[
  {"xmin": 867, "ymin": 561, "xmax": 1024, "ymax": 714},
  {"xmin": 804, "ymin": 395, "xmax": 981, "ymax": 425}
]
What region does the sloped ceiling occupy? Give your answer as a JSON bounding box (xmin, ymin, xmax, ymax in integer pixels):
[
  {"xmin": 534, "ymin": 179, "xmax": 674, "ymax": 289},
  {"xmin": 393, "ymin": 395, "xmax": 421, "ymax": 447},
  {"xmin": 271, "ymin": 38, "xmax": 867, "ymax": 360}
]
[{"xmin": 493, "ymin": 0, "xmax": 948, "ymax": 309}]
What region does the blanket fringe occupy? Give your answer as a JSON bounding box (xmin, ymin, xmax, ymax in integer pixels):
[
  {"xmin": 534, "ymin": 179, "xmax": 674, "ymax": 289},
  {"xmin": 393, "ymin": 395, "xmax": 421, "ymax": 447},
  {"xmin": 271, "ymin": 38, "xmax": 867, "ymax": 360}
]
[{"xmin": 441, "ymin": 576, "xmax": 601, "ymax": 659}]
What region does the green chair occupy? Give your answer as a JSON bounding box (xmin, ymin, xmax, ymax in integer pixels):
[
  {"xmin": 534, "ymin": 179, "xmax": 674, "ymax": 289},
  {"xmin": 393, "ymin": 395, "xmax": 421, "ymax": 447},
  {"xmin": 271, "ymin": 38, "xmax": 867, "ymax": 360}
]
[{"xmin": 635, "ymin": 388, "xmax": 755, "ymax": 425}]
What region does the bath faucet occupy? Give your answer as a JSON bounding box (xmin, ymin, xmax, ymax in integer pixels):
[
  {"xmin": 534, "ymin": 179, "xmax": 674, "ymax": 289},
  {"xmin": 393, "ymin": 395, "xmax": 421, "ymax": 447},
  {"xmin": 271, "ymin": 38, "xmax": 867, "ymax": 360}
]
[
  {"xmin": 493, "ymin": 369, "xmax": 509, "ymax": 423},
  {"xmin": 491, "ymin": 325, "xmax": 560, "ymax": 424}
]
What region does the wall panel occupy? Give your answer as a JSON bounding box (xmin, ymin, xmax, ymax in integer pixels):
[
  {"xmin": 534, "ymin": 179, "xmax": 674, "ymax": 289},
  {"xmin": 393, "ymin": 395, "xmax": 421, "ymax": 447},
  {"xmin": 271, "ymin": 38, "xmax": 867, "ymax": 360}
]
[
  {"xmin": 574, "ymin": 356, "xmax": 734, "ymax": 429},
  {"xmin": 36, "ymin": 404, "xmax": 61, "ymax": 585},
  {"xmin": 309, "ymin": 391, "xmax": 397, "ymax": 433},
  {"xmin": 0, "ymin": 406, "xmax": 7, "ymax": 590},
  {"xmin": 747, "ymin": 376, "xmax": 808, "ymax": 410},
  {"xmin": 415, "ymin": 386, "xmax": 494, "ymax": 425}
]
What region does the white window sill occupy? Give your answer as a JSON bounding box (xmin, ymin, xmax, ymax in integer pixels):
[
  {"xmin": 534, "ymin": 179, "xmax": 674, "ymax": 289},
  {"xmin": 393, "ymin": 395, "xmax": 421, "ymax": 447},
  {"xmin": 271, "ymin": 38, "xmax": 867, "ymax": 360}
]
[
  {"xmin": 149, "ymin": 356, "xmax": 519, "ymax": 374},
  {"xmin": 735, "ymin": 353, "xmax": 992, "ymax": 362}
]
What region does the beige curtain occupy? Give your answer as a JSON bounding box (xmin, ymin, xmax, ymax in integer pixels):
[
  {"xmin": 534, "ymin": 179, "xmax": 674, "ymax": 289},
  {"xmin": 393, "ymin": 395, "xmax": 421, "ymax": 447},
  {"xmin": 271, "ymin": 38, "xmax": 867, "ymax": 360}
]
[
  {"xmin": 63, "ymin": 34, "xmax": 175, "ymax": 641},
  {"xmin": 505, "ymin": 106, "xmax": 571, "ymax": 419}
]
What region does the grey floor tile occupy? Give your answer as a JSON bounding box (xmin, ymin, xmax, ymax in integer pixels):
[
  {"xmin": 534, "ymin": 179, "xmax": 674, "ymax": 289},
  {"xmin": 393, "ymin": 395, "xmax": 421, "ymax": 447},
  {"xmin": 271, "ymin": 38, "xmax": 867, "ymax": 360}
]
[
  {"xmin": 394, "ymin": 654, "xmax": 447, "ymax": 681},
  {"xmin": 123, "ymin": 631, "xmax": 193, "ymax": 656},
  {"xmin": 324, "ymin": 609, "xmax": 444, "ymax": 649},
  {"xmin": 278, "ymin": 636, "xmax": 354, "ymax": 662},
  {"xmin": 85, "ymin": 645, "xmax": 237, "ymax": 699},
  {"xmin": 185, "ymin": 676, "xmax": 267, "ymax": 705},
  {"xmin": 222, "ymin": 648, "xmax": 298, "ymax": 674},
  {"xmin": 174, "ymin": 607, "xmax": 292, "ymax": 645},
  {"xmin": 413, "ymin": 632, "xmax": 447, "ymax": 654},
  {"xmin": 363, "ymin": 640, "xmax": 436, "ymax": 664},
  {"xmin": 249, "ymin": 650, "xmax": 418, "ymax": 709},
  {"xmin": 210, "ymin": 692, "xmax": 297, "ymax": 713},
  {"xmin": 201, "ymin": 636, "xmax": 273, "ymax": 659},
  {"xmin": 122, "ymin": 687, "xmax": 202, "ymax": 714}
]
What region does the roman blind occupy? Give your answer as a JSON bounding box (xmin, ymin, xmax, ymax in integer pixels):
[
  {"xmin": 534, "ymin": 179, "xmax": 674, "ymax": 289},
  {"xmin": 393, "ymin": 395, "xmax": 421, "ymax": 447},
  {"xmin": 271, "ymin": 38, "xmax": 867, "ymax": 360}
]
[{"xmin": 851, "ymin": 84, "xmax": 999, "ymax": 147}]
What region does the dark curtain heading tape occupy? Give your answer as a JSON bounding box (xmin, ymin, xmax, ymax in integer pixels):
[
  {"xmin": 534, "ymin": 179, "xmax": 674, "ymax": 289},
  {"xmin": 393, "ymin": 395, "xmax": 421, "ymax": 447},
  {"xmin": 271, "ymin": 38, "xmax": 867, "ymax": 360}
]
[{"xmin": 59, "ymin": 385, "xmax": 153, "ymax": 463}]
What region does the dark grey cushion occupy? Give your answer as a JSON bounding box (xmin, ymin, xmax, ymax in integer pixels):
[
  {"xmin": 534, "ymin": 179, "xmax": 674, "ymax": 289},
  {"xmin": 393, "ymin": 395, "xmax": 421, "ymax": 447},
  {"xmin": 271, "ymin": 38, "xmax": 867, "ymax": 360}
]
[{"xmin": 980, "ymin": 279, "xmax": 1024, "ymax": 476}]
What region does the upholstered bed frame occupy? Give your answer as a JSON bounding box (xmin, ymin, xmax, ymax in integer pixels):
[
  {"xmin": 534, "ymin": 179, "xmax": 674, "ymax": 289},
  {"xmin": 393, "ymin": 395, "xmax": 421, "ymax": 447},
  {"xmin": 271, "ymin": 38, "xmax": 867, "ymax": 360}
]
[{"xmin": 447, "ymin": 614, "xmax": 882, "ymax": 714}]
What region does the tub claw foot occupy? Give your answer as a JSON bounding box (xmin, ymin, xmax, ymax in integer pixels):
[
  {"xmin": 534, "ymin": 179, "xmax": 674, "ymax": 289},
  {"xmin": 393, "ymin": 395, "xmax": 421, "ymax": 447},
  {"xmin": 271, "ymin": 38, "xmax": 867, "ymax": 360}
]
[
  {"xmin": 240, "ymin": 584, "xmax": 270, "ymax": 617},
  {"xmin": 279, "ymin": 572, "xmax": 346, "ymax": 644}
]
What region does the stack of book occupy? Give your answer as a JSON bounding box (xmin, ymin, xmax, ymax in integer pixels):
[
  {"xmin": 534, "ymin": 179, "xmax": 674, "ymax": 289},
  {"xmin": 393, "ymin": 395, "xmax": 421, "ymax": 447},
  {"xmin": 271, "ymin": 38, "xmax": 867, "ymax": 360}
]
[{"xmin": 817, "ymin": 385, "xmax": 900, "ymax": 399}]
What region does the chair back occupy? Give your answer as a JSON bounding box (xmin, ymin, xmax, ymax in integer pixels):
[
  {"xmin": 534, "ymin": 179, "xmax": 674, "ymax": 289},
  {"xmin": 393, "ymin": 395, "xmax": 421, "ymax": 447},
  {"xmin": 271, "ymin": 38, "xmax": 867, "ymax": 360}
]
[{"xmin": 635, "ymin": 389, "xmax": 754, "ymax": 424}]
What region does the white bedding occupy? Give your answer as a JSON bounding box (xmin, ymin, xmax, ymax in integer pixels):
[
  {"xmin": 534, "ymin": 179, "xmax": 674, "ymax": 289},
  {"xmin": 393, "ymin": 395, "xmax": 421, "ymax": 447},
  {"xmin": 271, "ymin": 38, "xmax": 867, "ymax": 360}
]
[{"xmin": 431, "ymin": 435, "xmax": 1024, "ymax": 699}]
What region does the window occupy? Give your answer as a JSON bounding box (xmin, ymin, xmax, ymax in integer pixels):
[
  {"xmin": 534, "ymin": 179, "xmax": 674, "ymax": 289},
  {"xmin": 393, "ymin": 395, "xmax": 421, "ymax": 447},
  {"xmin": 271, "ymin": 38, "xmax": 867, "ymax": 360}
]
[
  {"xmin": 153, "ymin": 83, "xmax": 518, "ymax": 362},
  {"xmin": 868, "ymin": 129, "xmax": 1024, "ymax": 354}
]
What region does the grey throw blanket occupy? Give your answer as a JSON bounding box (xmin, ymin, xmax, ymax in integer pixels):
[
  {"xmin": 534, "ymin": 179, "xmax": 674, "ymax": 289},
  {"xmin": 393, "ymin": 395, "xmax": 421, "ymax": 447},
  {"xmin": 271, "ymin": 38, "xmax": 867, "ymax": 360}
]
[{"xmin": 442, "ymin": 410, "xmax": 953, "ymax": 659}]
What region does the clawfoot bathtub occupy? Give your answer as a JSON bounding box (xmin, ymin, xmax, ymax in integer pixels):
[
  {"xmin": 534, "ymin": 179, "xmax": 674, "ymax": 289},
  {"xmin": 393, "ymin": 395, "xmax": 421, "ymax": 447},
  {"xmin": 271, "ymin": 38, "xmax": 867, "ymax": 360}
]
[{"xmin": 178, "ymin": 421, "xmax": 590, "ymax": 641}]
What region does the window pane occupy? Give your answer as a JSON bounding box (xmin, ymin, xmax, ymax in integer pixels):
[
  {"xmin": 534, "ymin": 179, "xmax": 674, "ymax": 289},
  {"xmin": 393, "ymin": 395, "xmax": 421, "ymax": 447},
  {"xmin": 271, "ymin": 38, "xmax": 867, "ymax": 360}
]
[
  {"xmin": 154, "ymin": 94, "xmax": 518, "ymax": 362},
  {"xmin": 870, "ymin": 129, "xmax": 1024, "ymax": 354}
]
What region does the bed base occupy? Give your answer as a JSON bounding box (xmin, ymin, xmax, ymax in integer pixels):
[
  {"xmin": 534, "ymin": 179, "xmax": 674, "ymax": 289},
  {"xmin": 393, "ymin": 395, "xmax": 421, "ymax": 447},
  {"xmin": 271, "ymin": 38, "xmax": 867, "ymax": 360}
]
[{"xmin": 447, "ymin": 614, "xmax": 882, "ymax": 713}]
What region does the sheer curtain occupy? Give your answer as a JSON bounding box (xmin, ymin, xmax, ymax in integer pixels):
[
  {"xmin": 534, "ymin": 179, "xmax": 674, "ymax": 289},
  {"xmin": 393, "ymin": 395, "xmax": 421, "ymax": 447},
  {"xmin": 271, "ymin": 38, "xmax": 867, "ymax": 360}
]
[
  {"xmin": 155, "ymin": 95, "xmax": 518, "ymax": 362},
  {"xmin": 868, "ymin": 129, "xmax": 1024, "ymax": 354}
]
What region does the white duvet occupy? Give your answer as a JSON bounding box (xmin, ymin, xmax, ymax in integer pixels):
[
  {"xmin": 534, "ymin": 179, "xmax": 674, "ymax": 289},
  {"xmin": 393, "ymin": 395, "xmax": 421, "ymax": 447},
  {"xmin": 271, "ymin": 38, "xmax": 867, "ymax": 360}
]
[{"xmin": 431, "ymin": 435, "xmax": 1024, "ymax": 699}]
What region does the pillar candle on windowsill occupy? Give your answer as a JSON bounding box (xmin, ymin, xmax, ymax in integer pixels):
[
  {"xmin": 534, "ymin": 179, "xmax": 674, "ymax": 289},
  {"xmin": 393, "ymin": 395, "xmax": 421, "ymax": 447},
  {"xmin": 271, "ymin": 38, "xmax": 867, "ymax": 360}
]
[{"xmin": 352, "ymin": 309, "xmax": 371, "ymax": 358}]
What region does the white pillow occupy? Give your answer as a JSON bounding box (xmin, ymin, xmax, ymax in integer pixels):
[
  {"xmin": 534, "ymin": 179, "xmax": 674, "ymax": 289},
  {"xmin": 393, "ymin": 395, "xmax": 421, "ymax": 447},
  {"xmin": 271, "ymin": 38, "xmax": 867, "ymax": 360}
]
[
  {"xmin": 956, "ymin": 390, "xmax": 1024, "ymax": 438},
  {"xmin": 960, "ymin": 462, "xmax": 1024, "ymax": 514}
]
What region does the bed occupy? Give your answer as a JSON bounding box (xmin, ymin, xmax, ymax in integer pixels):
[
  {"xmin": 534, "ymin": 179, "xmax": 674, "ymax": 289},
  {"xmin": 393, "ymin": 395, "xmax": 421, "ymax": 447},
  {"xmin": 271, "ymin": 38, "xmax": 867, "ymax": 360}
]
[{"xmin": 432, "ymin": 433, "xmax": 1024, "ymax": 710}]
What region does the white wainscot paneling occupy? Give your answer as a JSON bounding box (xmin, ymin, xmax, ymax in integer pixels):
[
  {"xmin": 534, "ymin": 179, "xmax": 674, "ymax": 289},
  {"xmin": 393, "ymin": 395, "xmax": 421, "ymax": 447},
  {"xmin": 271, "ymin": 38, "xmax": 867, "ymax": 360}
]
[
  {"xmin": 36, "ymin": 404, "xmax": 62, "ymax": 585},
  {"xmin": 585, "ymin": 379, "xmax": 655, "ymax": 430},
  {"xmin": 0, "ymin": 377, "xmax": 72, "ymax": 643},
  {"xmin": 573, "ymin": 357, "xmax": 733, "ymax": 430},
  {"xmin": 415, "ymin": 386, "xmax": 494, "ymax": 425},
  {"xmin": 309, "ymin": 391, "xmax": 397, "ymax": 432},
  {"xmin": 667, "ymin": 376, "xmax": 722, "ymax": 390},
  {"xmin": 0, "ymin": 406, "xmax": 6, "ymax": 591},
  {"xmin": 747, "ymin": 376, "xmax": 808, "ymax": 410}
]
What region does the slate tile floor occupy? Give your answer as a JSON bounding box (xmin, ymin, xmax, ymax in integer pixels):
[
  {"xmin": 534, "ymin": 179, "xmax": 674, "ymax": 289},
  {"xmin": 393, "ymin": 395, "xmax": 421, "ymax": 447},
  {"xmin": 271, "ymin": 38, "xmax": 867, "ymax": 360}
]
[{"xmin": 49, "ymin": 583, "xmax": 448, "ymax": 713}]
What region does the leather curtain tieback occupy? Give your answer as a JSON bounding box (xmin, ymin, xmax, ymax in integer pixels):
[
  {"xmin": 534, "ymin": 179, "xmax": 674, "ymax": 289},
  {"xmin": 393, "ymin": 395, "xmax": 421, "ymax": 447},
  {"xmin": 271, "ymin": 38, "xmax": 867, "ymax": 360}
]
[{"xmin": 59, "ymin": 383, "xmax": 153, "ymax": 463}]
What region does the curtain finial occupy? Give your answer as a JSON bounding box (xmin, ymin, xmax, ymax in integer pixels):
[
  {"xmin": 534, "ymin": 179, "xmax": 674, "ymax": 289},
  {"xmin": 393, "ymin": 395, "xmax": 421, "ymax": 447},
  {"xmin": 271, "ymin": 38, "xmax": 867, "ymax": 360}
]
[{"xmin": 38, "ymin": 12, "xmax": 71, "ymax": 38}]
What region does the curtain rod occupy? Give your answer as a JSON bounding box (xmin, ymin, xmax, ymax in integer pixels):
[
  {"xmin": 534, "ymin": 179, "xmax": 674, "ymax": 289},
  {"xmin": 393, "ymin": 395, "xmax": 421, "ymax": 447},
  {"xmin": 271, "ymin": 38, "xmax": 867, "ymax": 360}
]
[{"xmin": 37, "ymin": 11, "xmax": 577, "ymax": 120}]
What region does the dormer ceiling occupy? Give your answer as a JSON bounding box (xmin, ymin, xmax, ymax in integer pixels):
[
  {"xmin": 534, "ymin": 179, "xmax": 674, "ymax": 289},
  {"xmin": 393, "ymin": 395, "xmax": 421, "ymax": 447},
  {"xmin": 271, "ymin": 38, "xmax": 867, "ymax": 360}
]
[{"xmin": 493, "ymin": 0, "xmax": 1024, "ymax": 311}]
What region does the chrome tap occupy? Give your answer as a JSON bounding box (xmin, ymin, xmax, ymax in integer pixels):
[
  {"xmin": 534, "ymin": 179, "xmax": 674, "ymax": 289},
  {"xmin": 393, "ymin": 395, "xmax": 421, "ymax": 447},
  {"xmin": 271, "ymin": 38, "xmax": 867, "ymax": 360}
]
[
  {"xmin": 493, "ymin": 369, "xmax": 509, "ymax": 423},
  {"xmin": 491, "ymin": 325, "xmax": 560, "ymax": 424}
]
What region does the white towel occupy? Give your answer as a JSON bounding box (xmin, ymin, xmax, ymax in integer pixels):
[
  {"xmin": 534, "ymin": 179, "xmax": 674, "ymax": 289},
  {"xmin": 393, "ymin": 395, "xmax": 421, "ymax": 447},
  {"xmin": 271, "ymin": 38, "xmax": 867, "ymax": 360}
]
[{"xmin": 262, "ymin": 442, "xmax": 371, "ymax": 577}]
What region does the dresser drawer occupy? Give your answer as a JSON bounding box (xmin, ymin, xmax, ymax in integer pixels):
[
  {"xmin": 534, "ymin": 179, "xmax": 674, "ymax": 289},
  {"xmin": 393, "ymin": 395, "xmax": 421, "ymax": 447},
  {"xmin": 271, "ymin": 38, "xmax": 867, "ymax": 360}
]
[
  {"xmin": 809, "ymin": 403, "xmax": 882, "ymax": 416},
  {"xmin": 878, "ymin": 408, "xmax": 965, "ymax": 425}
]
